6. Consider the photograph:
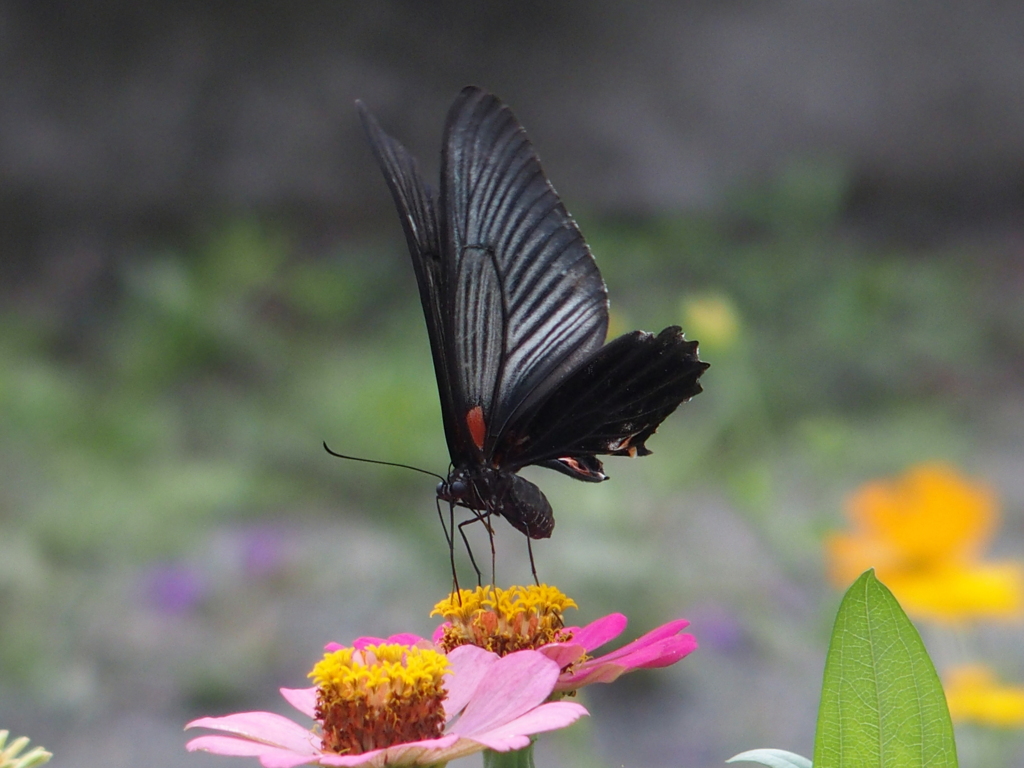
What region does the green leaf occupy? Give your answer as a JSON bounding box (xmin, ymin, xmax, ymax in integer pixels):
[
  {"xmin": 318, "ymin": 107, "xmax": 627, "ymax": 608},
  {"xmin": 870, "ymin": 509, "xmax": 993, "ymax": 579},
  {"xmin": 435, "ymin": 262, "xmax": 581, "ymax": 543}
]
[
  {"xmin": 727, "ymin": 747, "xmax": 813, "ymax": 767},
  {"xmin": 813, "ymin": 569, "xmax": 957, "ymax": 768}
]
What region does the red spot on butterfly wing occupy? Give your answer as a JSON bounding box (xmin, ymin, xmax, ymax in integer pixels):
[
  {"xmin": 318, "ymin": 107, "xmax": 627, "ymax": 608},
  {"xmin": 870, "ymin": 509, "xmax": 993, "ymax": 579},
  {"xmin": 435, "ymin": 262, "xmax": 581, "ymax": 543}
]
[{"xmin": 466, "ymin": 406, "xmax": 486, "ymax": 451}]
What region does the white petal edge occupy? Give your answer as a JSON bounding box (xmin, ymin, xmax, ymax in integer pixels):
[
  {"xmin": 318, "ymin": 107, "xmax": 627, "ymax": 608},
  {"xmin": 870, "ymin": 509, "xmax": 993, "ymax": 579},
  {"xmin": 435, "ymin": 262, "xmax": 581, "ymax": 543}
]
[{"xmin": 727, "ymin": 748, "xmax": 813, "ymax": 768}]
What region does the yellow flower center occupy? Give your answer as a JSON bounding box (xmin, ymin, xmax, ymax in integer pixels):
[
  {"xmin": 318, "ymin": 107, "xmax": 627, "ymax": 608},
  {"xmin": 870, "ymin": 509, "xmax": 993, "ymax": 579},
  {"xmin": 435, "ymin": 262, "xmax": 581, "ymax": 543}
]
[
  {"xmin": 308, "ymin": 644, "xmax": 449, "ymax": 755},
  {"xmin": 432, "ymin": 584, "xmax": 576, "ymax": 655}
]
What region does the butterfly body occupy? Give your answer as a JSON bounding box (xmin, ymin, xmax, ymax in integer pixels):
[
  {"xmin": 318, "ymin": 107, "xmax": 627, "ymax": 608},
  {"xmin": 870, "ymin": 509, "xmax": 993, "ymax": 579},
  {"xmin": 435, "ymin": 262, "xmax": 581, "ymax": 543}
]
[{"xmin": 358, "ymin": 86, "xmax": 708, "ymax": 546}]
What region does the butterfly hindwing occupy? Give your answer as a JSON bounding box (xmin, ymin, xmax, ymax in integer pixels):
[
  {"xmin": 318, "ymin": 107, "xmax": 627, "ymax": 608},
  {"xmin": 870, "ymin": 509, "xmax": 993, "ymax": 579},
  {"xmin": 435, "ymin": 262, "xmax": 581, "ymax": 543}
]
[
  {"xmin": 500, "ymin": 326, "xmax": 709, "ymax": 475},
  {"xmin": 441, "ymin": 87, "xmax": 610, "ymax": 454}
]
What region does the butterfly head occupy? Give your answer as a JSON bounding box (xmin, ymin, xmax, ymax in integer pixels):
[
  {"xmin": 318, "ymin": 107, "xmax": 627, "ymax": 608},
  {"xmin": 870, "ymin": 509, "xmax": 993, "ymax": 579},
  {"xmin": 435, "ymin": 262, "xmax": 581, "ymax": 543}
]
[
  {"xmin": 438, "ymin": 476, "xmax": 469, "ymax": 502},
  {"xmin": 437, "ymin": 467, "xmax": 479, "ymax": 509}
]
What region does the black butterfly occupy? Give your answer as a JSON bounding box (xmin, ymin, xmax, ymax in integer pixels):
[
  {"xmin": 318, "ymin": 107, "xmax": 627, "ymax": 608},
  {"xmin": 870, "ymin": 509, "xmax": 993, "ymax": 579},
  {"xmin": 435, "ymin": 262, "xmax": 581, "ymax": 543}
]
[{"xmin": 357, "ymin": 86, "xmax": 707, "ymax": 569}]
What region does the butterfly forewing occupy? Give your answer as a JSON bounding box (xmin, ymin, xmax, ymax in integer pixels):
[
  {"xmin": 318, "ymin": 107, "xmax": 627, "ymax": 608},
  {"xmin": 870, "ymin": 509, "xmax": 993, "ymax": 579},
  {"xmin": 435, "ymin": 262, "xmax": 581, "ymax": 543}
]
[
  {"xmin": 356, "ymin": 103, "xmax": 468, "ymax": 461},
  {"xmin": 451, "ymin": 244, "xmax": 504, "ymax": 451},
  {"xmin": 441, "ymin": 87, "xmax": 609, "ymax": 454}
]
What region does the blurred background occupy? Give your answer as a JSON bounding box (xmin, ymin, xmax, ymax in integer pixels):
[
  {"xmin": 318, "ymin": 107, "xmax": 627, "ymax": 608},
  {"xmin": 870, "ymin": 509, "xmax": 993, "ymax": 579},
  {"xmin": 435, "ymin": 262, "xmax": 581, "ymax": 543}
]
[{"xmin": 2, "ymin": 1, "xmax": 1024, "ymax": 766}]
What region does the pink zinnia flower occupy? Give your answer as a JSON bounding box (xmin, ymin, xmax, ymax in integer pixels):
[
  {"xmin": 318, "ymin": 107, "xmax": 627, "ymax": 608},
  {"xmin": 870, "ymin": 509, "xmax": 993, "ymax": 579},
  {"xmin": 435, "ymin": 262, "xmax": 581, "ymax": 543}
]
[
  {"xmin": 186, "ymin": 642, "xmax": 586, "ymax": 768},
  {"xmin": 432, "ymin": 585, "xmax": 697, "ymax": 693}
]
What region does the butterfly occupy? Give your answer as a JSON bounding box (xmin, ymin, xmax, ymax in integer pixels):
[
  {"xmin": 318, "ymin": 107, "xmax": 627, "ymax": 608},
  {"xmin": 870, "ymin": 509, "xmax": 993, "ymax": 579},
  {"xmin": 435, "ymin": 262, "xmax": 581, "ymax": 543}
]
[{"xmin": 357, "ymin": 86, "xmax": 707, "ymax": 575}]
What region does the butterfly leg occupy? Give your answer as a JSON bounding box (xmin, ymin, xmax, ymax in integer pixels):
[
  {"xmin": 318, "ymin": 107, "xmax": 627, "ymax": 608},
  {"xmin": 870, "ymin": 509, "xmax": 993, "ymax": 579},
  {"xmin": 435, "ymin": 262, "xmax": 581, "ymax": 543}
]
[
  {"xmin": 525, "ymin": 534, "xmax": 540, "ymax": 586},
  {"xmin": 487, "ymin": 501, "xmax": 498, "ymax": 585},
  {"xmin": 435, "ymin": 497, "xmax": 462, "ymax": 598},
  {"xmin": 456, "ymin": 513, "xmax": 488, "ymax": 587}
]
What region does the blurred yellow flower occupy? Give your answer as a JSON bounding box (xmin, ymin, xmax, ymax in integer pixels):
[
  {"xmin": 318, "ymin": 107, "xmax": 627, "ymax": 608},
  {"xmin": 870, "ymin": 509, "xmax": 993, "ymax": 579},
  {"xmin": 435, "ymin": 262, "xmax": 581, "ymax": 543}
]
[
  {"xmin": 825, "ymin": 463, "xmax": 1024, "ymax": 623},
  {"xmin": 881, "ymin": 563, "xmax": 1024, "ymax": 623},
  {"xmin": 945, "ymin": 664, "xmax": 1024, "ymax": 727},
  {"xmin": 681, "ymin": 294, "xmax": 740, "ymax": 350}
]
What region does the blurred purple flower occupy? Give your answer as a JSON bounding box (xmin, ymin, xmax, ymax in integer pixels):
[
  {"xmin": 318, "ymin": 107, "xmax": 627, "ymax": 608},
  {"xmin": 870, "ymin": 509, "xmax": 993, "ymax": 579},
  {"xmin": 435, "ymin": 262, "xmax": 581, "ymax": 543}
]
[
  {"xmin": 685, "ymin": 603, "xmax": 747, "ymax": 653},
  {"xmin": 239, "ymin": 524, "xmax": 288, "ymax": 578},
  {"xmin": 143, "ymin": 562, "xmax": 206, "ymax": 613}
]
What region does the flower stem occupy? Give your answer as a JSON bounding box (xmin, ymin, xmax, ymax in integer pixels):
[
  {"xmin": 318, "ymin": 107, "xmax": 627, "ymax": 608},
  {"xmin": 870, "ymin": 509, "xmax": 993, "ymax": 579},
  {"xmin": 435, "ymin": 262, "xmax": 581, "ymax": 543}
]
[{"xmin": 483, "ymin": 745, "xmax": 535, "ymax": 768}]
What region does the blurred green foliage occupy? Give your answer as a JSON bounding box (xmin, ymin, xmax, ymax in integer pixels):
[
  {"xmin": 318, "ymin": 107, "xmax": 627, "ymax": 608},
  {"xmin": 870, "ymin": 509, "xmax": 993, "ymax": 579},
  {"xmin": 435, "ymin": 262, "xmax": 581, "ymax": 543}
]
[{"xmin": 0, "ymin": 162, "xmax": 1017, "ymax": 701}]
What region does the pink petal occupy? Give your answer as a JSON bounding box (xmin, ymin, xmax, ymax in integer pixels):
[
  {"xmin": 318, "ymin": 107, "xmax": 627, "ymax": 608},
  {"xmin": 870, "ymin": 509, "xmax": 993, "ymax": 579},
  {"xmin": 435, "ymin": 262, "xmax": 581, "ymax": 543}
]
[
  {"xmin": 280, "ymin": 687, "xmax": 318, "ymax": 719},
  {"xmin": 585, "ymin": 633, "xmax": 697, "ymax": 674},
  {"xmin": 389, "ymin": 633, "xmax": 432, "ymax": 647},
  {"xmin": 443, "ymin": 645, "xmax": 500, "ymax": 718},
  {"xmin": 539, "ymin": 614, "xmax": 629, "ymax": 669},
  {"xmin": 537, "ymin": 641, "xmax": 586, "ymax": 669},
  {"xmin": 464, "ymin": 732, "xmax": 530, "ymax": 752},
  {"xmin": 432, "ymin": 737, "xmax": 507, "ymax": 765},
  {"xmin": 564, "ymin": 613, "xmax": 628, "ymax": 652},
  {"xmin": 351, "ymin": 634, "xmax": 430, "ymax": 650},
  {"xmin": 623, "ymin": 634, "xmax": 698, "ymax": 668},
  {"xmin": 186, "ymin": 711, "xmax": 318, "ymax": 754},
  {"xmin": 464, "ymin": 701, "xmax": 588, "ymax": 751},
  {"xmin": 351, "ymin": 636, "xmax": 386, "ymax": 649},
  {"xmin": 593, "ymin": 619, "xmax": 691, "ymax": 663},
  {"xmin": 315, "ymin": 735, "xmax": 461, "ymax": 767},
  {"xmin": 187, "ymin": 735, "xmax": 318, "ymax": 768},
  {"xmin": 432, "ymin": 623, "xmax": 449, "ymax": 644},
  {"xmin": 557, "ymin": 661, "xmax": 630, "ymax": 689},
  {"xmin": 449, "ymin": 651, "xmax": 559, "ymax": 736},
  {"xmin": 557, "ymin": 634, "xmax": 697, "ymax": 690}
]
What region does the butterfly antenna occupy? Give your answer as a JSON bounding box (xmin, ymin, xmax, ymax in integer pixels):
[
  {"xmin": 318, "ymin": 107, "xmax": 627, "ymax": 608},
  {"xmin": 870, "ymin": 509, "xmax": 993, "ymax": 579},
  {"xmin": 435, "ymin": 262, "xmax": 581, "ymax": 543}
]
[{"xmin": 322, "ymin": 442, "xmax": 446, "ymax": 483}]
